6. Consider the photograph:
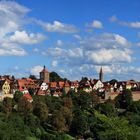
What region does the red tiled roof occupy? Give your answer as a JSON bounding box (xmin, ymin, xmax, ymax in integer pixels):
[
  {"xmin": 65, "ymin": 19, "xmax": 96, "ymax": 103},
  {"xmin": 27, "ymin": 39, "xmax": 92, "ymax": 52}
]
[
  {"xmin": 64, "ymin": 81, "xmax": 70, "ymax": 87},
  {"xmin": 23, "ymin": 93, "xmax": 33, "ymax": 101},
  {"xmin": 40, "ymin": 66, "xmax": 49, "ymax": 73},
  {"xmin": 58, "ymin": 81, "xmax": 65, "ymax": 88},
  {"xmin": 50, "ymin": 82, "xmax": 57, "ymax": 88},
  {"xmin": 71, "ymin": 81, "xmax": 79, "ymax": 86}
]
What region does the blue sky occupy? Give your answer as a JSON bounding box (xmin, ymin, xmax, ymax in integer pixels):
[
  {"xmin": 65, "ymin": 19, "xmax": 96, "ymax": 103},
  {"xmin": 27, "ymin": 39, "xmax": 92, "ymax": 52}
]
[{"xmin": 0, "ymin": 0, "xmax": 140, "ymax": 81}]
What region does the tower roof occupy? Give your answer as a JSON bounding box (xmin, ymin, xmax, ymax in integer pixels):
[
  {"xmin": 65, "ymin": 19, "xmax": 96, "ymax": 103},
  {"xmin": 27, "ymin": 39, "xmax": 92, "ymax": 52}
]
[
  {"xmin": 100, "ymin": 67, "xmax": 103, "ymax": 73},
  {"xmin": 40, "ymin": 65, "xmax": 49, "ymax": 73}
]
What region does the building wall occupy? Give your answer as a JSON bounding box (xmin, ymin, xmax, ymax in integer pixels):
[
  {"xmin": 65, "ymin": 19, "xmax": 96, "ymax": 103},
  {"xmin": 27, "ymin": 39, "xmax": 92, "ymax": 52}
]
[
  {"xmin": 40, "ymin": 72, "xmax": 49, "ymax": 83},
  {"xmin": 2, "ymin": 81, "xmax": 10, "ymax": 94},
  {"xmin": 132, "ymin": 91, "xmax": 140, "ymax": 101},
  {"xmin": 93, "ymin": 80, "xmax": 104, "ymax": 90},
  {"xmin": 105, "ymin": 91, "xmax": 140, "ymax": 101}
]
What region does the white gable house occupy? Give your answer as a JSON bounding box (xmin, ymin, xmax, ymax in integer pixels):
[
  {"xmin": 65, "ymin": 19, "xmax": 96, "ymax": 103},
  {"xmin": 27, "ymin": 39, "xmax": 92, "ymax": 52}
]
[
  {"xmin": 40, "ymin": 82, "xmax": 49, "ymax": 91},
  {"xmin": 93, "ymin": 80, "xmax": 104, "ymax": 90}
]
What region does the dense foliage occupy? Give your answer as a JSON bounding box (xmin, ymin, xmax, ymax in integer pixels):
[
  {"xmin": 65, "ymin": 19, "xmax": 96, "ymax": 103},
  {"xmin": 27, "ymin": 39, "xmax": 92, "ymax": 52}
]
[
  {"xmin": 0, "ymin": 89, "xmax": 140, "ymax": 140},
  {"xmin": 49, "ymin": 72, "xmax": 65, "ymax": 82}
]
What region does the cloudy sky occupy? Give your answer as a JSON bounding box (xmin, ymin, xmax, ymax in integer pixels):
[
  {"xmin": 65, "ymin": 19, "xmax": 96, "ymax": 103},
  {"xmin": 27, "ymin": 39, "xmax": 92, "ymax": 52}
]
[{"xmin": 0, "ymin": 0, "xmax": 140, "ymax": 81}]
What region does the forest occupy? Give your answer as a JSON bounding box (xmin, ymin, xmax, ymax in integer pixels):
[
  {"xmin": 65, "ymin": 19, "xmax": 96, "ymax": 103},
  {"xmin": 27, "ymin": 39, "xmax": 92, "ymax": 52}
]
[{"xmin": 0, "ymin": 89, "xmax": 140, "ymax": 140}]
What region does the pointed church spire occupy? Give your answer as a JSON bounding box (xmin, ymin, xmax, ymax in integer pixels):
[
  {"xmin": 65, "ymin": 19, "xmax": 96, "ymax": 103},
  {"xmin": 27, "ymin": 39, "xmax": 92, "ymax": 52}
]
[
  {"xmin": 44, "ymin": 65, "xmax": 45, "ymax": 70},
  {"xmin": 99, "ymin": 67, "xmax": 103, "ymax": 82}
]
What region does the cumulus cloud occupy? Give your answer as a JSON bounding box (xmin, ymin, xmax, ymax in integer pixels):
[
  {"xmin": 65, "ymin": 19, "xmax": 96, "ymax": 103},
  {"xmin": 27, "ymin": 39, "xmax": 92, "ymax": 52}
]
[
  {"xmin": 52, "ymin": 60, "xmax": 58, "ymax": 67},
  {"xmin": 56, "ymin": 40, "xmax": 63, "ymax": 46},
  {"xmin": 86, "ymin": 48, "xmax": 132, "ymax": 64},
  {"xmin": 0, "ymin": 1, "xmax": 46, "ymax": 56},
  {"xmin": 10, "ymin": 30, "xmax": 46, "ymax": 44},
  {"xmin": 0, "ymin": 42, "xmax": 27, "ymax": 56},
  {"xmin": 36, "ymin": 20, "xmax": 78, "ymax": 33},
  {"xmin": 30, "ymin": 65, "xmax": 43, "ymax": 76},
  {"xmin": 114, "ymin": 34, "xmax": 128, "ymax": 46},
  {"xmin": 109, "ymin": 15, "xmax": 118, "ymax": 22},
  {"xmin": 95, "ymin": 65, "xmax": 140, "ymax": 75},
  {"xmin": 43, "ymin": 33, "xmax": 132, "ymax": 67},
  {"xmin": 73, "ymin": 34, "xmax": 81, "ymax": 40},
  {"xmin": 43, "ymin": 47, "xmax": 65, "ymax": 57},
  {"xmin": 110, "ymin": 15, "xmax": 140, "ymax": 28},
  {"xmin": 91, "ymin": 20, "xmax": 103, "ymax": 28},
  {"xmin": 41, "ymin": 32, "xmax": 136, "ymax": 80},
  {"xmin": 80, "ymin": 33, "xmax": 130, "ymax": 49},
  {"xmin": 33, "ymin": 48, "xmax": 39, "ymax": 52},
  {"xmin": 0, "ymin": 1, "xmax": 30, "ymax": 37}
]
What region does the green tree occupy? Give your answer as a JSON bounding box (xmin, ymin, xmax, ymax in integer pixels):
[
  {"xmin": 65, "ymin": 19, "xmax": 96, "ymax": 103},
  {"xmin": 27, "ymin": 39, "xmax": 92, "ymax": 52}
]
[
  {"xmin": 70, "ymin": 109, "xmax": 88, "ymax": 137},
  {"xmin": 33, "ymin": 102, "xmax": 48, "ymax": 122},
  {"xmin": 115, "ymin": 89, "xmax": 132, "ymax": 109},
  {"xmin": 28, "ymin": 88, "xmax": 35, "ymax": 96},
  {"xmin": 51, "ymin": 110, "xmax": 68, "ymax": 132},
  {"xmin": 60, "ymin": 107, "xmax": 73, "ymax": 130},
  {"xmin": 18, "ymin": 97, "xmax": 33, "ymax": 119},
  {"xmin": 96, "ymin": 102, "xmax": 116, "ymax": 116},
  {"xmin": 14, "ymin": 91, "xmax": 23, "ymax": 102},
  {"xmin": 77, "ymin": 91, "xmax": 91, "ymax": 110},
  {"xmin": 80, "ymin": 77, "xmax": 88, "ymax": 83},
  {"xmin": 3, "ymin": 97, "xmax": 13, "ymax": 118},
  {"xmin": 92, "ymin": 111, "xmax": 140, "ymax": 140},
  {"xmin": 63, "ymin": 97, "xmax": 73, "ymax": 109},
  {"xmin": 90, "ymin": 91, "xmax": 100, "ymax": 107},
  {"xmin": 29, "ymin": 75, "xmax": 37, "ymax": 80},
  {"xmin": 50, "ymin": 71, "xmax": 64, "ymax": 82},
  {"xmin": 109, "ymin": 79, "xmax": 118, "ymax": 85},
  {"xmin": 127, "ymin": 100, "xmax": 140, "ymax": 114},
  {"xmin": 0, "ymin": 114, "xmax": 32, "ymax": 140}
]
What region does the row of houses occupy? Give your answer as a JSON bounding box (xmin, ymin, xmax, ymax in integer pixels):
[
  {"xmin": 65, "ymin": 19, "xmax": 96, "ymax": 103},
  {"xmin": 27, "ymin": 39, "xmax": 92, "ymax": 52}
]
[{"xmin": 0, "ymin": 66, "xmax": 139, "ymax": 101}]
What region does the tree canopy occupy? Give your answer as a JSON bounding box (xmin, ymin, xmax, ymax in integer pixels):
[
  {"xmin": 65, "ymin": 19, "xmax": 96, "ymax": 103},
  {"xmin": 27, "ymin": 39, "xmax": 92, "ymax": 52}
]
[
  {"xmin": 0, "ymin": 89, "xmax": 139, "ymax": 139},
  {"xmin": 50, "ymin": 71, "xmax": 64, "ymax": 82}
]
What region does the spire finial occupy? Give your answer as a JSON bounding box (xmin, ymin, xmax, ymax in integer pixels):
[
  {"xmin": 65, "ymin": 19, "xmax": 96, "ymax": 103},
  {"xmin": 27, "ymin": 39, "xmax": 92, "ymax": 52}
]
[
  {"xmin": 100, "ymin": 66, "xmax": 102, "ymax": 73},
  {"xmin": 44, "ymin": 65, "xmax": 45, "ymax": 69},
  {"xmin": 99, "ymin": 66, "xmax": 103, "ymax": 82}
]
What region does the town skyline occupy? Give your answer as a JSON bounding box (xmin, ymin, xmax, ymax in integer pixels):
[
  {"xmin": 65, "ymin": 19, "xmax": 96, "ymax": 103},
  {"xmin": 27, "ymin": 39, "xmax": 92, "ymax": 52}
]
[{"xmin": 0, "ymin": 0, "xmax": 140, "ymax": 81}]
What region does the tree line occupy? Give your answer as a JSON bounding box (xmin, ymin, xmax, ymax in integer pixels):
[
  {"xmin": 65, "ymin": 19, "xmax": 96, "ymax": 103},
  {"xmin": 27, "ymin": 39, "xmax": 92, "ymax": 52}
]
[{"xmin": 0, "ymin": 89, "xmax": 140, "ymax": 140}]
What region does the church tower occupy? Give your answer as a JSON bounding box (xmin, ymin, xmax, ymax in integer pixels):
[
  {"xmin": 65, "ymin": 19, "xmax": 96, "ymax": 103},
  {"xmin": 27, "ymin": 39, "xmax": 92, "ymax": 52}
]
[
  {"xmin": 99, "ymin": 67, "xmax": 103, "ymax": 82},
  {"xmin": 40, "ymin": 65, "xmax": 49, "ymax": 83}
]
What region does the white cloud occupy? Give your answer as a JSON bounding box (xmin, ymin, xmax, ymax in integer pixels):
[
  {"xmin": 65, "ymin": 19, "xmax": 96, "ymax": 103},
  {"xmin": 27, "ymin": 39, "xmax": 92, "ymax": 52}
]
[
  {"xmin": 86, "ymin": 48, "xmax": 132, "ymax": 64},
  {"xmin": 95, "ymin": 65, "xmax": 140, "ymax": 75},
  {"xmin": 56, "ymin": 40, "xmax": 63, "ymax": 46},
  {"xmin": 13, "ymin": 66, "xmax": 19, "ymax": 70},
  {"xmin": 114, "ymin": 34, "xmax": 128, "ymax": 46},
  {"xmin": 110, "ymin": 15, "xmax": 140, "ymax": 28},
  {"xmin": 10, "ymin": 30, "xmax": 46, "ymax": 44},
  {"xmin": 0, "ymin": 1, "xmax": 46, "ymax": 56},
  {"xmin": 73, "ymin": 34, "xmax": 81, "ymax": 40},
  {"xmin": 30, "ymin": 65, "xmax": 43, "ymax": 76},
  {"xmin": 68, "ymin": 48, "xmax": 83, "ymax": 58},
  {"xmin": 44, "ymin": 33, "xmax": 132, "ymax": 66},
  {"xmin": 43, "ymin": 47, "xmax": 65, "ymax": 57},
  {"xmin": 137, "ymin": 32, "xmax": 140, "ymax": 38},
  {"xmin": 0, "ymin": 1, "xmax": 30, "ymax": 37},
  {"xmin": 0, "ymin": 42, "xmax": 27, "ymax": 56},
  {"xmin": 80, "ymin": 33, "xmax": 130, "ymax": 49},
  {"xmin": 36, "ymin": 20, "xmax": 78, "ymax": 33},
  {"xmin": 109, "ymin": 15, "xmax": 118, "ymax": 22},
  {"xmin": 52, "ymin": 60, "xmax": 58, "ymax": 67},
  {"xmin": 126, "ymin": 22, "xmax": 140, "ymax": 28},
  {"xmin": 91, "ymin": 20, "xmax": 103, "ymax": 28},
  {"xmin": 33, "ymin": 48, "xmax": 39, "ymax": 52}
]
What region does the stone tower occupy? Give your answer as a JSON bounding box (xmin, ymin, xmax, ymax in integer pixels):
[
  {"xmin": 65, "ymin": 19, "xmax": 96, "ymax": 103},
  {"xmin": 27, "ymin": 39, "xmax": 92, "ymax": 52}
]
[
  {"xmin": 40, "ymin": 65, "xmax": 49, "ymax": 83},
  {"xmin": 99, "ymin": 67, "xmax": 103, "ymax": 82}
]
